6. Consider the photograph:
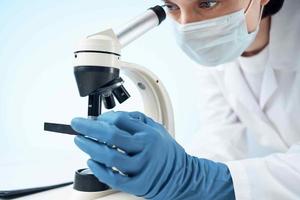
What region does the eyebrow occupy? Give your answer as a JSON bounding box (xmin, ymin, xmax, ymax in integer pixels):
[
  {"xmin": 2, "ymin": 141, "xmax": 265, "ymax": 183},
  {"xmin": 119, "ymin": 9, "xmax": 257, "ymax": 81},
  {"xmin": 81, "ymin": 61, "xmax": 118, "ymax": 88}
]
[
  {"xmin": 161, "ymin": 0, "xmax": 178, "ymax": 2},
  {"xmin": 161, "ymin": 0, "xmax": 213, "ymax": 3}
]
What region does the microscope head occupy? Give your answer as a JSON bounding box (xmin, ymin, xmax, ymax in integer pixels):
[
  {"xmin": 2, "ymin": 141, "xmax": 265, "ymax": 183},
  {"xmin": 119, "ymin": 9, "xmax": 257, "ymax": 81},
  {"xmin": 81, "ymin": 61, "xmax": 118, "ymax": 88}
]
[
  {"xmin": 74, "ymin": 29, "xmax": 129, "ymax": 111},
  {"xmin": 73, "ymin": 5, "xmax": 166, "ymax": 113}
]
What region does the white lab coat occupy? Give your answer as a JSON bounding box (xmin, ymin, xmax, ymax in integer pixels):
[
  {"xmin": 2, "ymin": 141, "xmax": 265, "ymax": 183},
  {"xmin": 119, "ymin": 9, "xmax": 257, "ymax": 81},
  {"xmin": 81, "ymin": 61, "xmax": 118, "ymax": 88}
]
[{"xmin": 187, "ymin": 0, "xmax": 300, "ymax": 199}]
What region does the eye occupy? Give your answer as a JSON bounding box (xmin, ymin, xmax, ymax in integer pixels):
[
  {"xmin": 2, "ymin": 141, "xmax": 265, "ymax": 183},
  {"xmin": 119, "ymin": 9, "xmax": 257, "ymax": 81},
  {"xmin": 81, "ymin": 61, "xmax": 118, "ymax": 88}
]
[
  {"xmin": 163, "ymin": 2, "xmax": 180, "ymax": 12},
  {"xmin": 199, "ymin": 1, "xmax": 218, "ymax": 9}
]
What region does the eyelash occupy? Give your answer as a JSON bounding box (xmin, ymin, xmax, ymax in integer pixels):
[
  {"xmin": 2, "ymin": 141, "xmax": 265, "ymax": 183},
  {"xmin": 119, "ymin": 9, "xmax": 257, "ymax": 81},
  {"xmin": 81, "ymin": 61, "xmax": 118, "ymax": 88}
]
[
  {"xmin": 163, "ymin": 3, "xmax": 179, "ymax": 11},
  {"xmin": 163, "ymin": 1, "xmax": 219, "ymax": 12},
  {"xmin": 199, "ymin": 1, "xmax": 218, "ymax": 9}
]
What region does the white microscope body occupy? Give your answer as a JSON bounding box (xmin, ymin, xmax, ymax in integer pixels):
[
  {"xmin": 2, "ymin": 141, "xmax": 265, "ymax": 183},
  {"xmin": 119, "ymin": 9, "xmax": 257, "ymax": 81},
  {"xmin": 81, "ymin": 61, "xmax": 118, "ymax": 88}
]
[{"xmin": 70, "ymin": 5, "xmax": 175, "ymax": 200}]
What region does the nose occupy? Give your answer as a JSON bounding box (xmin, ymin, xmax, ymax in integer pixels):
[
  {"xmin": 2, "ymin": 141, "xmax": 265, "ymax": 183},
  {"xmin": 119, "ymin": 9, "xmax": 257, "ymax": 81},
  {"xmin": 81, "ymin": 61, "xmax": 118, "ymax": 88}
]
[{"xmin": 179, "ymin": 9, "xmax": 199, "ymax": 24}]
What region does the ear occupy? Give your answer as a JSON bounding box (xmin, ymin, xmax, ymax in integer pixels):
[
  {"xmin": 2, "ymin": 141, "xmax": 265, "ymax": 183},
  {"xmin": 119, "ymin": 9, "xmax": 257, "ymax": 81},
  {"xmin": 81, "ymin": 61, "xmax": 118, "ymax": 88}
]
[{"xmin": 260, "ymin": 0, "xmax": 270, "ymax": 6}]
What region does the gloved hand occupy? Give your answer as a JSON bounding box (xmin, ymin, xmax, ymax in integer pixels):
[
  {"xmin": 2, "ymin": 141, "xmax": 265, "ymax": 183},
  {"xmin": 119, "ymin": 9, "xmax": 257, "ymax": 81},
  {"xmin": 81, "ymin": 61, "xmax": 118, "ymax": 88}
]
[{"xmin": 71, "ymin": 111, "xmax": 235, "ymax": 200}]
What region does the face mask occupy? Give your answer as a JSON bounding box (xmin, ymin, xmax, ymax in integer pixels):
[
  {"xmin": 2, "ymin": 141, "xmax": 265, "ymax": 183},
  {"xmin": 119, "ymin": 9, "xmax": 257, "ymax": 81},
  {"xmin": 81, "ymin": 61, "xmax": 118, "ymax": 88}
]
[{"xmin": 172, "ymin": 2, "xmax": 263, "ymax": 67}]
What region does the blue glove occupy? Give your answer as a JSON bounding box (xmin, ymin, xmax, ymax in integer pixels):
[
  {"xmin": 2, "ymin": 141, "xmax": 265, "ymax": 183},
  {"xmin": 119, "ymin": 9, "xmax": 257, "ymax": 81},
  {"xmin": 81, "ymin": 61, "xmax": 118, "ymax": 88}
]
[{"xmin": 71, "ymin": 111, "xmax": 235, "ymax": 200}]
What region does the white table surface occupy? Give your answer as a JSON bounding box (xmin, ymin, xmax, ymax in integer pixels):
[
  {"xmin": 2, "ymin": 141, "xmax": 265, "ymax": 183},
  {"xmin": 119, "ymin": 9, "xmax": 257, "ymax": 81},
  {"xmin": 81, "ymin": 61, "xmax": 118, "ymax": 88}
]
[{"xmin": 5, "ymin": 186, "xmax": 143, "ymax": 200}]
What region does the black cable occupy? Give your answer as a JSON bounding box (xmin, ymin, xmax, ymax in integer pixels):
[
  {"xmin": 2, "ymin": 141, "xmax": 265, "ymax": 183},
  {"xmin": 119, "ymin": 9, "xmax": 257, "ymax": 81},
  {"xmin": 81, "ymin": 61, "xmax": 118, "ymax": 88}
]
[{"xmin": 0, "ymin": 182, "xmax": 73, "ymax": 199}]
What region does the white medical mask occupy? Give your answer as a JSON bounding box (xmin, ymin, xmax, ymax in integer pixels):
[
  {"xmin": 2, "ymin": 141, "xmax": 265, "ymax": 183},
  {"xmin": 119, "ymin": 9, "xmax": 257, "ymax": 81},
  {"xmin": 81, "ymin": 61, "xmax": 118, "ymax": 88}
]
[{"xmin": 172, "ymin": 2, "xmax": 264, "ymax": 67}]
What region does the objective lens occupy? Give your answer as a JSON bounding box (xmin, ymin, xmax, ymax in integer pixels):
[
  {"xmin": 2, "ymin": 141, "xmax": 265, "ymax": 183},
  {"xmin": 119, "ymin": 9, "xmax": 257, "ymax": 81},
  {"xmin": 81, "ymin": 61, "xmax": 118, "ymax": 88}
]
[
  {"xmin": 112, "ymin": 85, "xmax": 130, "ymax": 104},
  {"xmin": 103, "ymin": 94, "xmax": 116, "ymax": 109}
]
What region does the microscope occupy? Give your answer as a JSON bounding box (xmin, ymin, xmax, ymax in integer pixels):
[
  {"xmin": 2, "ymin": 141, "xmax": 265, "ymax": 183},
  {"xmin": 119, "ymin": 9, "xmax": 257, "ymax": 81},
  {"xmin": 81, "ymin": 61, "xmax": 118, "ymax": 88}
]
[{"xmin": 44, "ymin": 5, "xmax": 175, "ymax": 200}]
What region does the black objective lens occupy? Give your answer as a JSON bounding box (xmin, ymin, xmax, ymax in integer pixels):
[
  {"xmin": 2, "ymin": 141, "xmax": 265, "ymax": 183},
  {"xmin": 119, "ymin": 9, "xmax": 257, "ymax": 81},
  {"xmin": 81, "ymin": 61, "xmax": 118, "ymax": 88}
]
[
  {"xmin": 103, "ymin": 94, "xmax": 116, "ymax": 109},
  {"xmin": 112, "ymin": 85, "xmax": 130, "ymax": 104},
  {"xmin": 88, "ymin": 94, "xmax": 102, "ymax": 117}
]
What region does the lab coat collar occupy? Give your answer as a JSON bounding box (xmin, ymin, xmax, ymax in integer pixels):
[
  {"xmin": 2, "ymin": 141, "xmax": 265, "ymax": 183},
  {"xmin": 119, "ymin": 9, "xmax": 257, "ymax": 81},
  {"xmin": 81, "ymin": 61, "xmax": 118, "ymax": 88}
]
[
  {"xmin": 237, "ymin": 44, "xmax": 279, "ymax": 110},
  {"xmin": 259, "ymin": 63, "xmax": 278, "ymax": 110},
  {"xmin": 224, "ymin": 62, "xmax": 270, "ymax": 123},
  {"xmin": 223, "ymin": 62, "xmax": 286, "ymax": 149},
  {"xmin": 258, "ymin": 10, "xmax": 295, "ymax": 109}
]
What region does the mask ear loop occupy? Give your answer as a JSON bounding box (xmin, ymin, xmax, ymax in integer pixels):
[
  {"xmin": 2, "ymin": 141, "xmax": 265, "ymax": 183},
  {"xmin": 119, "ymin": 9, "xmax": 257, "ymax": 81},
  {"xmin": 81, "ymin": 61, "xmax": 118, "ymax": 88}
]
[
  {"xmin": 244, "ymin": 0, "xmax": 255, "ymax": 15},
  {"xmin": 258, "ymin": 6, "xmax": 265, "ymax": 21},
  {"xmin": 244, "ymin": 0, "xmax": 264, "ymax": 20},
  {"xmin": 244, "ymin": 0, "xmax": 265, "ymax": 33},
  {"xmin": 255, "ymin": 6, "xmax": 265, "ymax": 29}
]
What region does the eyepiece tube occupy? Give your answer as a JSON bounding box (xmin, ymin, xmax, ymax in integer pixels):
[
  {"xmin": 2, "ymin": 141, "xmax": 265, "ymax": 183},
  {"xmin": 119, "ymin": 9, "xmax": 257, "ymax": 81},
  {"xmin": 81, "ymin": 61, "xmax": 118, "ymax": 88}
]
[{"xmin": 114, "ymin": 6, "xmax": 166, "ymax": 48}]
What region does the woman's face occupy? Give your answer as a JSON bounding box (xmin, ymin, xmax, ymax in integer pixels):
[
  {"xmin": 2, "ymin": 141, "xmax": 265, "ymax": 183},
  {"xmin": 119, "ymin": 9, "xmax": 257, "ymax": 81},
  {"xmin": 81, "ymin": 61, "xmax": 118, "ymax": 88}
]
[{"xmin": 163, "ymin": 0, "xmax": 270, "ymax": 32}]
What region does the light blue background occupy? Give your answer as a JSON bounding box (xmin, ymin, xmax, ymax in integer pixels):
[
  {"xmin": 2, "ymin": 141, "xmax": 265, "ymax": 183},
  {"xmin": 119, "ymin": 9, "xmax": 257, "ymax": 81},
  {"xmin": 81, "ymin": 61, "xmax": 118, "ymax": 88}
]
[{"xmin": 0, "ymin": 0, "xmax": 203, "ymax": 187}]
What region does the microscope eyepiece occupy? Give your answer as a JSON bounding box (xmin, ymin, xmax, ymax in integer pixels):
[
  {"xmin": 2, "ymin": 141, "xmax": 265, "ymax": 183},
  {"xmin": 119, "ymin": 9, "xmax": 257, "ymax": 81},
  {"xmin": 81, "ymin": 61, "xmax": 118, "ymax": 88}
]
[
  {"xmin": 115, "ymin": 5, "xmax": 166, "ymax": 48},
  {"xmin": 149, "ymin": 5, "xmax": 166, "ymax": 25}
]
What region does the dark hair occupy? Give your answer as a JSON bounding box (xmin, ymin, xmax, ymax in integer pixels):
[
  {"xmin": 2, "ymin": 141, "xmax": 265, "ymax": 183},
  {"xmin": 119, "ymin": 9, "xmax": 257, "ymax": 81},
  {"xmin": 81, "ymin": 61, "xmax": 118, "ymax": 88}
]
[{"xmin": 262, "ymin": 0, "xmax": 285, "ymax": 18}]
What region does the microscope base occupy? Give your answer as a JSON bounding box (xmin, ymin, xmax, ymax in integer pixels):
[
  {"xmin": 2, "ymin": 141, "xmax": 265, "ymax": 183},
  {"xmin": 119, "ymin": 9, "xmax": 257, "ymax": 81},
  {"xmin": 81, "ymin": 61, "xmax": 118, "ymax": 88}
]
[
  {"xmin": 72, "ymin": 188, "xmax": 142, "ymax": 200},
  {"xmin": 16, "ymin": 185, "xmax": 143, "ymax": 200}
]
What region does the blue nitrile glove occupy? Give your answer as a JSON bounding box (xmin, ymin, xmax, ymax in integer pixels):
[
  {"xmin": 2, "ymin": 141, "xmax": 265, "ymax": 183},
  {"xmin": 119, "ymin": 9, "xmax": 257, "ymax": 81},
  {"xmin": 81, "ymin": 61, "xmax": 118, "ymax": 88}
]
[{"xmin": 71, "ymin": 111, "xmax": 235, "ymax": 200}]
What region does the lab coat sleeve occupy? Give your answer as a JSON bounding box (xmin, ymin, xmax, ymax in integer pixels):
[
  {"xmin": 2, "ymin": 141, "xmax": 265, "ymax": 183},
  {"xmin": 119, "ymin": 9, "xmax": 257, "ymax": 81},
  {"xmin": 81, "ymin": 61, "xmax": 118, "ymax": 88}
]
[
  {"xmin": 188, "ymin": 69, "xmax": 300, "ymax": 199},
  {"xmin": 187, "ymin": 68, "xmax": 248, "ymax": 161},
  {"xmin": 226, "ymin": 142, "xmax": 300, "ymax": 200}
]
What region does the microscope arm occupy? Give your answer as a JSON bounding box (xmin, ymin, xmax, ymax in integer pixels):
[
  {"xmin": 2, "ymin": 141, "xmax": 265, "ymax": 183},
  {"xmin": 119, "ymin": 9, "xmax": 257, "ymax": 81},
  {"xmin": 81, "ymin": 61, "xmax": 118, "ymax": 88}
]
[{"xmin": 120, "ymin": 61, "xmax": 175, "ymax": 137}]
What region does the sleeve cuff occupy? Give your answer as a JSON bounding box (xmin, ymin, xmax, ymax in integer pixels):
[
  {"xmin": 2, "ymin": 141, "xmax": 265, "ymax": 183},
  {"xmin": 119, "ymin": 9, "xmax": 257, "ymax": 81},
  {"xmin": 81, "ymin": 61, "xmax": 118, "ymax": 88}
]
[{"xmin": 225, "ymin": 160, "xmax": 252, "ymax": 200}]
